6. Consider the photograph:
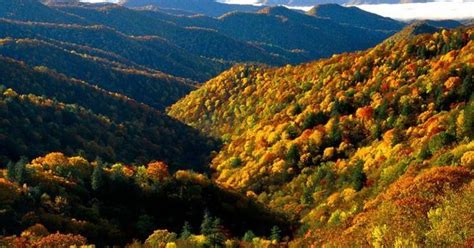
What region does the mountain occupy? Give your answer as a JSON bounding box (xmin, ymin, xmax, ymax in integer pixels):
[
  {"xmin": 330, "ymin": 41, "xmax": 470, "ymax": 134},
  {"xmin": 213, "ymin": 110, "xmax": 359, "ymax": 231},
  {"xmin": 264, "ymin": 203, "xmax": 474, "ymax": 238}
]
[
  {"xmin": 54, "ymin": 4, "xmax": 285, "ymax": 64},
  {"xmin": 260, "ymin": 0, "xmax": 429, "ymax": 5},
  {"xmin": 0, "ymin": 1, "xmax": 408, "ymax": 82},
  {"xmin": 0, "ymin": 18, "xmax": 225, "ymax": 82},
  {"xmin": 0, "ymin": 1, "xmax": 472, "ymax": 247},
  {"xmin": 0, "ymin": 0, "xmax": 87, "ymax": 24},
  {"xmin": 0, "ymin": 38, "xmax": 195, "ymax": 110},
  {"xmin": 119, "ymin": 0, "xmax": 262, "ymax": 17},
  {"xmin": 0, "ymin": 56, "xmax": 218, "ymax": 170},
  {"xmin": 0, "ymin": 152, "xmax": 292, "ymax": 246},
  {"xmin": 170, "ymin": 6, "xmax": 398, "ymax": 62},
  {"xmin": 307, "ymin": 4, "xmax": 404, "ymax": 31},
  {"xmin": 169, "ymin": 27, "xmax": 473, "ymax": 246}
]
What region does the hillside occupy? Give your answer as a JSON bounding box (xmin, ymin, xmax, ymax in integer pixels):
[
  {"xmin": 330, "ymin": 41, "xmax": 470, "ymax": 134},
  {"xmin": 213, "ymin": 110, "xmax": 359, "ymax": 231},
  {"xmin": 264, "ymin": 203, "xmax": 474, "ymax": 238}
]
[
  {"xmin": 169, "ymin": 27, "xmax": 474, "ymax": 246},
  {"xmin": 0, "ymin": 153, "xmax": 290, "ymax": 246},
  {"xmin": 307, "ymin": 4, "xmax": 404, "ymax": 31},
  {"xmin": 0, "ymin": 1, "xmax": 411, "ymax": 82},
  {"xmin": 119, "ymin": 0, "xmax": 262, "ymax": 17},
  {"xmin": 0, "ymin": 2, "xmax": 472, "ymax": 247},
  {"xmin": 0, "ymin": 56, "xmax": 218, "ymax": 170},
  {"xmin": 0, "ymin": 0, "xmax": 87, "ymax": 24},
  {"xmin": 0, "ymin": 18, "xmax": 224, "ymax": 82},
  {"xmin": 171, "ymin": 6, "xmax": 398, "ymax": 62},
  {"xmin": 54, "ymin": 4, "xmax": 284, "ymax": 64},
  {"xmin": 0, "ymin": 38, "xmax": 194, "ymax": 110}
]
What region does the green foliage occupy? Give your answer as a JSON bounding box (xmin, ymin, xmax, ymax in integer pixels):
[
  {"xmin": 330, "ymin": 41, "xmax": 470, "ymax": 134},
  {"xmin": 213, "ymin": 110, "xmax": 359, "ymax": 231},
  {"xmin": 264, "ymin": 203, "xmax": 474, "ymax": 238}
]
[
  {"xmin": 180, "ymin": 221, "xmax": 192, "ymax": 240},
  {"xmin": 302, "ymin": 112, "xmax": 328, "ymax": 130},
  {"xmin": 91, "ymin": 163, "xmax": 105, "ymax": 191},
  {"xmin": 0, "ymin": 57, "xmax": 219, "ymax": 170},
  {"xmin": 200, "ymin": 212, "xmax": 213, "ymax": 236},
  {"xmin": 286, "ymin": 125, "xmax": 299, "ymax": 140},
  {"xmin": 208, "ymin": 218, "xmax": 226, "ymax": 247},
  {"xmin": 242, "ymin": 230, "xmax": 256, "ymax": 242},
  {"xmin": 428, "ymin": 132, "xmax": 455, "ymax": 154},
  {"xmin": 286, "ymin": 144, "xmax": 300, "ymax": 167},
  {"xmin": 136, "ymin": 214, "xmax": 155, "ymax": 238},
  {"xmin": 462, "ymin": 99, "xmax": 474, "ymax": 139},
  {"xmin": 6, "ymin": 157, "xmax": 27, "ymax": 183},
  {"xmin": 270, "ymin": 225, "xmax": 281, "ymax": 242},
  {"xmin": 350, "ymin": 160, "xmax": 366, "ymax": 191}
]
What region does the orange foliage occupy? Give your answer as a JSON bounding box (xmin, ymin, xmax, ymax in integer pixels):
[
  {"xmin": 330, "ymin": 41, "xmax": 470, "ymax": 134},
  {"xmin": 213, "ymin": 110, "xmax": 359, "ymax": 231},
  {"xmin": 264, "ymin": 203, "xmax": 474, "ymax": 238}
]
[
  {"xmin": 34, "ymin": 232, "xmax": 87, "ymax": 247},
  {"xmin": 146, "ymin": 161, "xmax": 170, "ymax": 181}
]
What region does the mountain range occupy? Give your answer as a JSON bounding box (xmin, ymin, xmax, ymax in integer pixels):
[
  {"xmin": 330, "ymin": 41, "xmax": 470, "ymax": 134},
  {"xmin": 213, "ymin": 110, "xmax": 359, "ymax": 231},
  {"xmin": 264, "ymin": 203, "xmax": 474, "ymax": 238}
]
[{"xmin": 0, "ymin": 0, "xmax": 472, "ymax": 247}]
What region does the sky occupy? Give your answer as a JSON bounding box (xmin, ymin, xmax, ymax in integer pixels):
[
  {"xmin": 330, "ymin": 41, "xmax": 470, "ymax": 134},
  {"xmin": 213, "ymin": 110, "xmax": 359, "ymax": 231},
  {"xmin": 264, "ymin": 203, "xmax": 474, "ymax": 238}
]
[{"xmin": 80, "ymin": 0, "xmax": 474, "ymax": 21}]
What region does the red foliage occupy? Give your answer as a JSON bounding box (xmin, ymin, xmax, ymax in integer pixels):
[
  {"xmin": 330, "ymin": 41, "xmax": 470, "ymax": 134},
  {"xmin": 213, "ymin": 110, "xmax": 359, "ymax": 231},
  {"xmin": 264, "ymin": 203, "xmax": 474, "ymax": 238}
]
[{"xmin": 34, "ymin": 232, "xmax": 87, "ymax": 248}]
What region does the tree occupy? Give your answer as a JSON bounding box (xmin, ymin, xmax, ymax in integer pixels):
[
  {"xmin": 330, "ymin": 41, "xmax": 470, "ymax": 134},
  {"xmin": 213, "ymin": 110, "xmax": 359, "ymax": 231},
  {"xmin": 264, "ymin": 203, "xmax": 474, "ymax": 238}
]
[
  {"xmin": 34, "ymin": 233, "xmax": 87, "ymax": 247},
  {"xmin": 180, "ymin": 221, "xmax": 192, "ymax": 240},
  {"xmin": 302, "ymin": 112, "xmax": 327, "ymax": 130},
  {"xmin": 270, "ymin": 226, "xmax": 281, "ymax": 242},
  {"xmin": 7, "ymin": 158, "xmax": 27, "ymax": 184},
  {"xmin": 91, "ymin": 162, "xmax": 105, "ymax": 191},
  {"xmin": 208, "ymin": 218, "xmax": 225, "ymax": 247},
  {"xmin": 146, "ymin": 161, "xmax": 170, "ymax": 182},
  {"xmin": 200, "ymin": 212, "xmax": 213, "ymax": 236},
  {"xmin": 301, "ymin": 186, "xmax": 313, "ymax": 205},
  {"xmin": 286, "ymin": 144, "xmax": 300, "ymax": 167},
  {"xmin": 136, "ymin": 214, "xmax": 155, "ymax": 239},
  {"xmin": 328, "ymin": 118, "xmax": 342, "ymax": 146},
  {"xmin": 242, "ymin": 230, "xmax": 255, "ymax": 242},
  {"xmin": 145, "ymin": 229, "xmax": 177, "ymax": 248},
  {"xmin": 6, "ymin": 161, "xmax": 15, "ymax": 182},
  {"xmin": 351, "ymin": 160, "xmax": 366, "ymax": 191}
]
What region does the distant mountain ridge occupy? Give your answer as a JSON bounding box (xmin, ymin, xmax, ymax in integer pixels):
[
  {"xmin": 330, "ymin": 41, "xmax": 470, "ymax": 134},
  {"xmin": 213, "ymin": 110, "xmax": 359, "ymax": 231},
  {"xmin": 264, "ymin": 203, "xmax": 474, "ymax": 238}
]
[
  {"xmin": 0, "ymin": 0, "xmax": 412, "ymax": 82},
  {"xmin": 119, "ymin": 0, "xmax": 262, "ymax": 17}
]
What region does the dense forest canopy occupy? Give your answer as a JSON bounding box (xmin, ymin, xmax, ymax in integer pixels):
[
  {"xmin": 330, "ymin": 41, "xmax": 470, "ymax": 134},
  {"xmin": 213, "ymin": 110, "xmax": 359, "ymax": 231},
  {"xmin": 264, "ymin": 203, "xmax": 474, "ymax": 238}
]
[
  {"xmin": 0, "ymin": 0, "xmax": 472, "ymax": 247},
  {"xmin": 169, "ymin": 27, "xmax": 474, "ymax": 246}
]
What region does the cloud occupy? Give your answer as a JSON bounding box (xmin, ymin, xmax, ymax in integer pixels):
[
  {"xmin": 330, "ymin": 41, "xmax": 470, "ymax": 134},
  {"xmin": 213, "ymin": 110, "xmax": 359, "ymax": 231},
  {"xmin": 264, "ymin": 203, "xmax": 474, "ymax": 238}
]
[
  {"xmin": 80, "ymin": 0, "xmax": 118, "ymax": 2},
  {"xmin": 354, "ymin": 1, "xmax": 474, "ymax": 21}
]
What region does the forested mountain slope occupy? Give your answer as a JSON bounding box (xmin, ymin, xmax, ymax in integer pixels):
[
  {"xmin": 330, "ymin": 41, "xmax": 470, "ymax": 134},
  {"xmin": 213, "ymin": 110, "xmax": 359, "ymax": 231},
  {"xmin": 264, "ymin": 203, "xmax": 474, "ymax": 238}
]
[
  {"xmin": 307, "ymin": 4, "xmax": 404, "ymax": 31},
  {"xmin": 54, "ymin": 4, "xmax": 284, "ymax": 64},
  {"xmin": 0, "ymin": 1, "xmax": 409, "ymax": 84},
  {"xmin": 119, "ymin": 0, "xmax": 262, "ymax": 17},
  {"xmin": 0, "ymin": 153, "xmax": 290, "ymax": 246},
  {"xmin": 0, "ymin": 38, "xmax": 194, "ymax": 110},
  {"xmin": 0, "ymin": 18, "xmax": 224, "ymax": 82},
  {"xmin": 166, "ymin": 5, "xmax": 398, "ymax": 62},
  {"xmin": 0, "ymin": 56, "xmax": 218, "ymax": 170},
  {"xmin": 169, "ymin": 27, "xmax": 474, "ymax": 246}
]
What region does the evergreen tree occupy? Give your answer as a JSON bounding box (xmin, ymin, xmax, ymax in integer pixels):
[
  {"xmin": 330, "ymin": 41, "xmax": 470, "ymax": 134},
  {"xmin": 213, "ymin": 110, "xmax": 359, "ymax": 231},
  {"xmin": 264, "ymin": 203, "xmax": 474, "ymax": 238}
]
[
  {"xmin": 300, "ymin": 186, "xmax": 313, "ymax": 205},
  {"xmin": 242, "ymin": 230, "xmax": 255, "ymax": 242},
  {"xmin": 351, "ymin": 160, "xmax": 366, "ymax": 191},
  {"xmin": 7, "ymin": 157, "xmax": 27, "ymax": 184},
  {"xmin": 91, "ymin": 161, "xmax": 105, "ymax": 191},
  {"xmin": 200, "ymin": 211, "xmax": 213, "ymax": 236},
  {"xmin": 14, "ymin": 158, "xmax": 26, "ymax": 184},
  {"xmin": 208, "ymin": 218, "xmax": 225, "ymax": 247},
  {"xmin": 329, "ymin": 118, "xmax": 342, "ymax": 146},
  {"xmin": 286, "ymin": 144, "xmax": 300, "ymax": 167},
  {"xmin": 6, "ymin": 161, "xmax": 15, "ymax": 181},
  {"xmin": 180, "ymin": 221, "xmax": 192, "ymax": 240},
  {"xmin": 270, "ymin": 225, "xmax": 281, "ymax": 242}
]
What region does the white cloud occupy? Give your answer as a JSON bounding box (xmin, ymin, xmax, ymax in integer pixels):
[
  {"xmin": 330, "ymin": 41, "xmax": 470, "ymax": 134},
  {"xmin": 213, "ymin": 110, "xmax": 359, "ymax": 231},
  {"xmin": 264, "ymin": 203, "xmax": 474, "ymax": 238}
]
[
  {"xmin": 80, "ymin": 0, "xmax": 118, "ymax": 2},
  {"xmin": 354, "ymin": 1, "xmax": 474, "ymax": 21}
]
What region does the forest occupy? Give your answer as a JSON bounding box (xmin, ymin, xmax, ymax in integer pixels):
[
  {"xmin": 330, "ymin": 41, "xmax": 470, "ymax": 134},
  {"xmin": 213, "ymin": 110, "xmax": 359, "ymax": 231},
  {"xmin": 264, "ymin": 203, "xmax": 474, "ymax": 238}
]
[{"xmin": 0, "ymin": 0, "xmax": 472, "ymax": 247}]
